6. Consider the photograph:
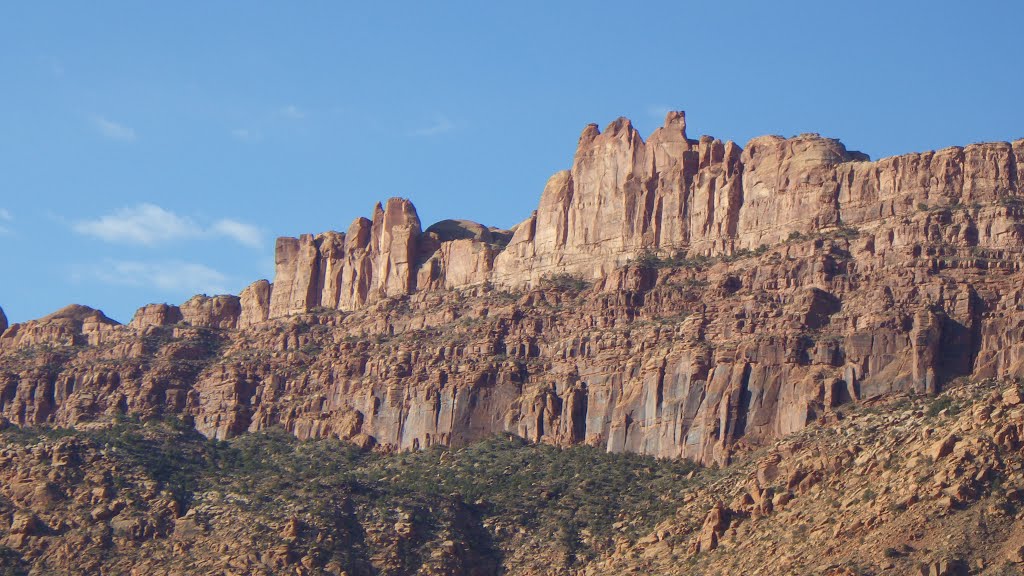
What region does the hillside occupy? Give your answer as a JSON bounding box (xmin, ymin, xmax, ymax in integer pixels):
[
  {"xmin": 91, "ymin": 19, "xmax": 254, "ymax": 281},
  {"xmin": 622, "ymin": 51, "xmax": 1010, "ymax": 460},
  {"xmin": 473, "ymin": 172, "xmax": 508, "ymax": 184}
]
[
  {"xmin": 1, "ymin": 111, "xmax": 1024, "ymax": 573},
  {"xmin": 0, "ymin": 378, "xmax": 1023, "ymax": 574}
]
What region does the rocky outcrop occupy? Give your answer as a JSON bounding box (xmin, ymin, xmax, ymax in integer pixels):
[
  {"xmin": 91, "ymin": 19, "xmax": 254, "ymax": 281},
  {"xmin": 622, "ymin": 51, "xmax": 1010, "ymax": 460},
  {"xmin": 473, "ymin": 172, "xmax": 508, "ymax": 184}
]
[
  {"xmin": 265, "ymin": 199, "xmax": 513, "ymax": 318},
  {"xmin": 0, "ymin": 305, "xmax": 119, "ymax": 349},
  {"xmin": 253, "ymin": 112, "xmax": 1022, "ymax": 310},
  {"xmin": 492, "ymin": 116, "xmax": 1022, "ymax": 285},
  {"xmin": 417, "ymin": 239, "xmax": 500, "ymax": 291},
  {"xmin": 1, "ymin": 111, "xmax": 1023, "ymax": 468},
  {"xmin": 239, "ymin": 280, "xmax": 272, "ymax": 328},
  {"xmin": 0, "ymin": 306, "xmax": 6, "ymax": 334},
  {"xmin": 127, "ymin": 297, "xmax": 244, "ymax": 332},
  {"xmin": 268, "ymin": 233, "xmax": 322, "ymax": 318},
  {"xmin": 267, "ymin": 198, "xmax": 427, "ymax": 317},
  {"xmin": 180, "ymin": 295, "xmax": 241, "ymax": 329},
  {"xmin": 129, "ymin": 303, "xmax": 183, "ymax": 329},
  {"xmin": 492, "ymin": 113, "xmax": 747, "ymax": 284},
  {"xmin": 426, "ymin": 219, "xmax": 511, "ymax": 245},
  {"xmin": 591, "ymin": 379, "xmax": 1024, "ymax": 575},
  {"xmin": 4, "ymin": 372, "xmax": 1024, "ymax": 575}
]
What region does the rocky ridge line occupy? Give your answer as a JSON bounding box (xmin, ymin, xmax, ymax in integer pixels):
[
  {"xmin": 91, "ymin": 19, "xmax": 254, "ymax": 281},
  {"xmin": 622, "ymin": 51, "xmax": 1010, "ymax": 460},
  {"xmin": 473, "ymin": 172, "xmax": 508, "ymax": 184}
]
[
  {"xmin": 1, "ymin": 111, "xmax": 1023, "ymax": 467},
  {"xmin": 241, "ymin": 111, "xmax": 1023, "ymax": 324}
]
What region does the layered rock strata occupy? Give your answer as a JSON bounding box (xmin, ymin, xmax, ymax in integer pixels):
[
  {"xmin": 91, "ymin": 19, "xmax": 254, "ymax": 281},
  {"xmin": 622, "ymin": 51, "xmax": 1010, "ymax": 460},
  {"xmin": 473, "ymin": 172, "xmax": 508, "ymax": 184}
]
[
  {"xmin": 1, "ymin": 111, "xmax": 1022, "ymax": 465},
  {"xmin": 128, "ymin": 296, "xmax": 243, "ymax": 330},
  {"xmin": 0, "ymin": 305, "xmax": 119, "ymax": 348},
  {"xmin": 266, "ymin": 112, "xmax": 1024, "ymax": 305}
]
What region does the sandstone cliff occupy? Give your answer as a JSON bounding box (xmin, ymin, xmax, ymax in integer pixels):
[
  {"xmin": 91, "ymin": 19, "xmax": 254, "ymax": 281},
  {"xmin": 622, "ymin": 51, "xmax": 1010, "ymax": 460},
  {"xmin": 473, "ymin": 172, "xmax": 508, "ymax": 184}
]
[
  {"xmin": 2, "ymin": 378, "xmax": 1024, "ymax": 575},
  {"xmin": 129, "ymin": 303, "xmax": 184, "ymax": 329},
  {"xmin": 1, "ymin": 111, "xmax": 1023, "ymax": 467},
  {"xmin": 265, "ymin": 112, "xmax": 1023, "ymax": 300},
  {"xmin": 0, "ymin": 304, "xmax": 119, "ymax": 348}
]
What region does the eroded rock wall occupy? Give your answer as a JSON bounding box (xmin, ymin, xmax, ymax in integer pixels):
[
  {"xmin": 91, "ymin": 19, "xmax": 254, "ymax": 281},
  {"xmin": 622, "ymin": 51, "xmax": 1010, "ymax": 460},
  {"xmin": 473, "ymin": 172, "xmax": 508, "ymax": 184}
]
[
  {"xmin": 257, "ymin": 112, "xmax": 1021, "ymax": 309},
  {"xmin": 1, "ymin": 111, "xmax": 1023, "ymax": 466}
]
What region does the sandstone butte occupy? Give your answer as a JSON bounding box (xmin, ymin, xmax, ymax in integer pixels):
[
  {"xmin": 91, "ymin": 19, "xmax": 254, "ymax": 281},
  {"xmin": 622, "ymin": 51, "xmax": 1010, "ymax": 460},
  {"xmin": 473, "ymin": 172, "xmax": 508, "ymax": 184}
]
[{"xmin": 1, "ymin": 110, "xmax": 1023, "ymax": 467}]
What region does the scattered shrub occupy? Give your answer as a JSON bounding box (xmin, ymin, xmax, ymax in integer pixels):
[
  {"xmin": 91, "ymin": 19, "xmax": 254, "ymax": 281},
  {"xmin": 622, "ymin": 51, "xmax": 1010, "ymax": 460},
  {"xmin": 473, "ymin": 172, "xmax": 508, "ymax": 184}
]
[
  {"xmin": 1, "ymin": 420, "xmax": 704, "ymax": 567},
  {"xmin": 542, "ymin": 273, "xmax": 591, "ymax": 293},
  {"xmin": 925, "ymin": 395, "xmax": 957, "ymax": 418}
]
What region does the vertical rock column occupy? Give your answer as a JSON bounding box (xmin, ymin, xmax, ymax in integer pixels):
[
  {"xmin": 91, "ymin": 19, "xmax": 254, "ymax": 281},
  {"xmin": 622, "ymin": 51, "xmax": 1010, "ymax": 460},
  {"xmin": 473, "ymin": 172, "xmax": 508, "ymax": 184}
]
[
  {"xmin": 267, "ymin": 198, "xmax": 422, "ymax": 319},
  {"xmin": 372, "ymin": 198, "xmax": 422, "ymax": 297},
  {"xmin": 911, "ymin": 308, "xmax": 942, "ymax": 395},
  {"xmin": 239, "ymin": 280, "xmax": 272, "ymax": 328}
]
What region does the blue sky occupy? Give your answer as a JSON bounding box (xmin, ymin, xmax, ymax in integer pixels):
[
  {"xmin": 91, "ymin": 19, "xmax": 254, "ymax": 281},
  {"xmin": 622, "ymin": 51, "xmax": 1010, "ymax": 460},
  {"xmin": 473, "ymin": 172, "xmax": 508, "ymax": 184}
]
[{"xmin": 1, "ymin": 1, "xmax": 1022, "ymax": 323}]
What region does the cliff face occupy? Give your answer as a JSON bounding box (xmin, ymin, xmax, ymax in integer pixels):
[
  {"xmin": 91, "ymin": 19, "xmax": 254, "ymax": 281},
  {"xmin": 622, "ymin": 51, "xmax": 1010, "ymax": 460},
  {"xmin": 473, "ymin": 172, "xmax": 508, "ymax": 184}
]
[
  {"xmin": 3, "ymin": 379, "xmax": 1021, "ymax": 575},
  {"xmin": 264, "ymin": 198, "xmax": 428, "ymax": 318},
  {"xmin": 0, "ymin": 420, "xmax": 661, "ymax": 575},
  {"xmin": 1, "ymin": 111, "xmax": 1023, "ymax": 465},
  {"xmin": 494, "ymin": 113, "xmax": 746, "ymax": 284},
  {"xmin": 264, "ymin": 112, "xmax": 1023, "ymax": 299}
]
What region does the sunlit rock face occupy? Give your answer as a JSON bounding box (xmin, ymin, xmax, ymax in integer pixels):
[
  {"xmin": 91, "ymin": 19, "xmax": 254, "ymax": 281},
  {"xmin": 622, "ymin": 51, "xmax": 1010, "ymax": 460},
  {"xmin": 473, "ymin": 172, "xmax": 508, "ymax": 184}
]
[{"xmin": 2, "ymin": 111, "xmax": 1024, "ymax": 465}]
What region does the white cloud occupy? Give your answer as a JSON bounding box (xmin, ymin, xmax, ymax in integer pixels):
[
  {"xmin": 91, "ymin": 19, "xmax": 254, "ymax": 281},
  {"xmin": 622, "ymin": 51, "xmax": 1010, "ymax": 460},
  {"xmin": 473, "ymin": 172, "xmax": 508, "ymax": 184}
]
[
  {"xmin": 411, "ymin": 115, "xmax": 455, "ymax": 137},
  {"xmin": 0, "ymin": 209, "xmax": 11, "ymax": 235},
  {"xmin": 231, "ymin": 128, "xmax": 261, "ymax": 142},
  {"xmin": 280, "ymin": 105, "xmax": 306, "ymax": 120},
  {"xmin": 647, "ymin": 105, "xmax": 673, "ymax": 120},
  {"xmin": 88, "ymin": 260, "xmax": 229, "ymax": 295},
  {"xmin": 73, "ymin": 203, "xmax": 263, "ymax": 248},
  {"xmin": 91, "ymin": 116, "xmax": 137, "ymax": 141},
  {"xmin": 73, "ymin": 203, "xmax": 200, "ymax": 245},
  {"xmin": 212, "ymin": 219, "xmax": 262, "ymax": 248}
]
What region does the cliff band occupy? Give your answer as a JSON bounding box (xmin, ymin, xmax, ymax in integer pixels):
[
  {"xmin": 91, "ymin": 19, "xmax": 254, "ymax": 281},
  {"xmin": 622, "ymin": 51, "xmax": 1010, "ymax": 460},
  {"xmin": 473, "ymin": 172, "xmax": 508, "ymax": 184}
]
[{"xmin": 2, "ymin": 111, "xmax": 1023, "ymax": 465}]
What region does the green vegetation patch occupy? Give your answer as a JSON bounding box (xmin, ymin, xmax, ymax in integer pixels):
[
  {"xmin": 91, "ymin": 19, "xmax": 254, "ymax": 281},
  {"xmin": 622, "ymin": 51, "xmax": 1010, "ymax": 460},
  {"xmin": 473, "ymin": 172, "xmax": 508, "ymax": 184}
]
[{"xmin": 1, "ymin": 420, "xmax": 702, "ymax": 569}]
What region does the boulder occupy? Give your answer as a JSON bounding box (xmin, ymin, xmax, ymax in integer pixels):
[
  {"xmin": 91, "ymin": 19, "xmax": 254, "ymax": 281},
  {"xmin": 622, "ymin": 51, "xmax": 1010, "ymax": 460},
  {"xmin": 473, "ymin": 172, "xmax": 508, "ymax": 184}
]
[
  {"xmin": 180, "ymin": 295, "xmax": 241, "ymax": 329},
  {"xmin": 929, "ymin": 434, "xmax": 959, "ymax": 461},
  {"xmin": 0, "ymin": 304, "xmax": 119, "ymax": 348},
  {"xmin": 129, "ymin": 303, "xmax": 183, "ymax": 329},
  {"xmin": 239, "ymin": 280, "xmax": 272, "ymax": 328},
  {"xmin": 426, "ymin": 219, "xmax": 494, "ymax": 243}
]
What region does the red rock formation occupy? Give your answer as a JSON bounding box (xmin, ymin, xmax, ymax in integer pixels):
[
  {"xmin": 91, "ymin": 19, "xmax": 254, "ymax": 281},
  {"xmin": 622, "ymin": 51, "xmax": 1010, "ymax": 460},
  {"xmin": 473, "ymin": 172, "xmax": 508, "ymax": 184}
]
[
  {"xmin": 493, "ymin": 113, "xmax": 746, "ymax": 284},
  {"xmin": 239, "ymin": 280, "xmax": 272, "ymax": 328},
  {"xmin": 126, "ymin": 297, "xmax": 240, "ymax": 332},
  {"xmin": 264, "ymin": 199, "xmax": 514, "ymax": 318},
  {"xmin": 267, "ymin": 198, "xmax": 430, "ymax": 317},
  {"xmin": 129, "ymin": 303, "xmax": 183, "ymax": 329},
  {"xmin": 253, "ymin": 112, "xmax": 1022, "ymax": 319},
  {"xmin": 180, "ymin": 295, "xmax": 241, "ymax": 329},
  {"xmin": 268, "ymin": 233, "xmax": 321, "ymax": 318},
  {"xmin": 2, "ymin": 111, "xmax": 1023, "ymax": 467},
  {"xmin": 0, "ymin": 305, "xmax": 119, "ymax": 348}
]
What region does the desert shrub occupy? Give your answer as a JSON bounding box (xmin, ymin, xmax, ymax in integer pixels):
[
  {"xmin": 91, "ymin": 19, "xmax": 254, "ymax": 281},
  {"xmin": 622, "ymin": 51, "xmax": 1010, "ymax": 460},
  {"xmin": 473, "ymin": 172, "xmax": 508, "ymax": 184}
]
[
  {"xmin": 631, "ymin": 249, "xmax": 719, "ymax": 270},
  {"xmin": 925, "ymin": 395, "xmax": 957, "ymax": 418},
  {"xmin": 632, "ymin": 249, "xmax": 664, "ymax": 270},
  {"xmin": 1, "ymin": 418, "xmax": 707, "ymax": 569},
  {"xmin": 831, "ymin": 225, "xmax": 860, "ymax": 239},
  {"xmin": 542, "ymin": 273, "xmax": 591, "ymax": 293}
]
